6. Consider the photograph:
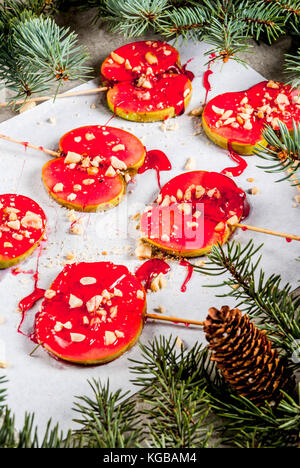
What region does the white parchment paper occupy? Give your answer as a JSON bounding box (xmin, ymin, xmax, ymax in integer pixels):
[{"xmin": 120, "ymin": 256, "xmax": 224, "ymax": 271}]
[{"xmin": 0, "ymin": 41, "xmax": 299, "ymax": 435}]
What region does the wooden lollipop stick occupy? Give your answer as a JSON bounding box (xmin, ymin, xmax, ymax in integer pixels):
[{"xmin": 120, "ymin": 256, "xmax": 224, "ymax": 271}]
[
  {"xmin": 0, "ymin": 134, "xmax": 59, "ymax": 158},
  {"xmin": 235, "ymin": 223, "xmax": 300, "ymax": 241},
  {"xmin": 145, "ymin": 313, "xmax": 205, "ymax": 327},
  {"xmin": 0, "ymin": 86, "xmax": 108, "ymax": 108}
]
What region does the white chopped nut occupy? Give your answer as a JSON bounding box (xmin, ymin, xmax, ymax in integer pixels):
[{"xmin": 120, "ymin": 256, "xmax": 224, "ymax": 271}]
[
  {"xmin": 115, "ymin": 330, "xmax": 125, "ymax": 338},
  {"xmin": 195, "ymin": 185, "xmax": 205, "ymax": 198},
  {"xmin": 4, "ymin": 207, "xmax": 19, "ymax": 214},
  {"xmin": 64, "ymin": 151, "xmax": 82, "ymax": 164},
  {"xmin": 53, "ymin": 183, "xmax": 64, "ymax": 193},
  {"xmin": 82, "ymin": 179, "xmax": 95, "ymax": 186},
  {"xmin": 220, "ymin": 110, "xmax": 233, "ymax": 120},
  {"xmin": 135, "ymin": 240, "xmax": 152, "ymax": 260},
  {"xmin": 105, "ymin": 330, "xmax": 117, "ymax": 345},
  {"xmin": 227, "ymin": 215, "xmax": 239, "ymax": 226},
  {"xmin": 83, "ymin": 316, "xmax": 90, "ymax": 325},
  {"xmin": 4, "ymin": 242, "xmax": 13, "ymax": 248},
  {"xmin": 69, "ymin": 294, "xmax": 83, "ymax": 309},
  {"xmin": 49, "ymin": 116, "xmax": 56, "ymax": 125},
  {"xmin": 223, "ymin": 118, "xmax": 236, "ymax": 126},
  {"xmin": 175, "ymin": 336, "xmax": 184, "ymax": 349},
  {"xmin": 244, "ymin": 120, "xmax": 253, "ymax": 130},
  {"xmin": 267, "ymin": 80, "xmax": 280, "ymax": 89},
  {"xmin": 151, "ymin": 273, "xmax": 167, "ymax": 292},
  {"xmin": 112, "ymin": 144, "xmax": 126, "ymax": 152},
  {"xmin": 177, "ymin": 189, "xmax": 183, "ymax": 200},
  {"xmin": 111, "ymin": 51, "xmax": 125, "ymax": 64},
  {"xmin": 111, "ymin": 156, "xmax": 127, "ymax": 170},
  {"xmin": 7, "ymin": 220, "xmax": 20, "ymax": 230},
  {"xmin": 67, "ymin": 194, "xmax": 77, "ymax": 202},
  {"xmin": 184, "ymin": 157, "xmax": 196, "ymax": 171},
  {"xmin": 105, "ymin": 166, "xmax": 116, "ymax": 177},
  {"xmin": 73, "ymin": 184, "xmax": 82, "ymax": 192},
  {"xmin": 136, "ymin": 290, "xmax": 144, "ymax": 300},
  {"xmin": 178, "ymin": 203, "xmax": 192, "ymax": 215},
  {"xmin": 110, "ymin": 306, "xmax": 118, "ymax": 318},
  {"xmin": 125, "ymin": 59, "xmax": 132, "ymax": 70},
  {"xmin": 85, "ymin": 132, "xmax": 95, "ymax": 141},
  {"xmin": 64, "ymin": 321, "xmax": 72, "ymax": 330},
  {"xmin": 215, "ymin": 222, "xmax": 225, "ymax": 232},
  {"xmin": 145, "ymin": 51, "xmax": 158, "ymax": 65},
  {"xmin": 212, "ymin": 105, "xmax": 225, "ymax": 115},
  {"xmin": 70, "ymin": 333, "xmax": 86, "ymax": 343},
  {"xmin": 12, "ymin": 233, "xmax": 23, "ymax": 241},
  {"xmin": 54, "ymin": 322, "xmax": 63, "ymax": 332},
  {"xmin": 113, "ymin": 288, "xmax": 123, "ymax": 297},
  {"xmin": 21, "ymin": 211, "xmax": 43, "ymax": 230},
  {"xmin": 45, "ymin": 289, "xmax": 56, "ymax": 299},
  {"xmin": 74, "ymin": 136, "xmax": 82, "ymax": 143},
  {"xmin": 86, "ymin": 295, "xmax": 103, "ymax": 313},
  {"xmin": 80, "ymin": 277, "xmax": 97, "ymax": 286},
  {"xmin": 250, "ymin": 186, "xmax": 259, "ymax": 195},
  {"xmin": 71, "ymin": 224, "xmax": 83, "ymax": 236}
]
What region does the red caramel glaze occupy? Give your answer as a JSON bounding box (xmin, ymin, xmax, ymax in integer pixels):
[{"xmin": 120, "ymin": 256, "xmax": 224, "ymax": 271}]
[
  {"xmin": 140, "ymin": 171, "xmax": 248, "ymax": 256},
  {"xmin": 101, "ymin": 41, "xmax": 180, "ymax": 83},
  {"xmin": 34, "ymin": 262, "xmax": 146, "ymax": 364},
  {"xmin": 203, "ymin": 81, "xmax": 300, "ymax": 146},
  {"xmin": 138, "ymin": 150, "xmax": 172, "ymax": 190},
  {"xmin": 108, "ymin": 73, "xmax": 192, "ymax": 116},
  {"xmin": 43, "ymin": 126, "xmax": 145, "ymax": 210},
  {"xmin": 180, "ymin": 259, "xmax": 194, "ymax": 293},
  {"xmin": 221, "ymin": 142, "xmax": 248, "ymax": 177},
  {"xmin": 0, "ymin": 194, "xmax": 46, "ymax": 265},
  {"xmin": 135, "ymin": 258, "xmax": 170, "ymax": 291}
]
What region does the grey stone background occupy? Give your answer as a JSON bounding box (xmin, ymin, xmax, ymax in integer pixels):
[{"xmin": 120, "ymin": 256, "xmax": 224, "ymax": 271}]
[{"xmin": 0, "ymin": 7, "xmax": 293, "ymax": 123}]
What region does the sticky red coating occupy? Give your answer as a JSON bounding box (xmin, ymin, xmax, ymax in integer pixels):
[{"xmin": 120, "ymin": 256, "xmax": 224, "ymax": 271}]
[
  {"xmin": 0, "ymin": 194, "xmax": 46, "ymax": 269},
  {"xmin": 42, "ymin": 125, "xmax": 145, "ymax": 212},
  {"xmin": 203, "ymin": 81, "xmax": 300, "ymax": 154},
  {"xmin": 102, "ymin": 41, "xmax": 193, "ymax": 121},
  {"xmin": 35, "ymin": 262, "xmax": 147, "ymax": 365},
  {"xmin": 140, "ymin": 171, "xmax": 247, "ymax": 257}
]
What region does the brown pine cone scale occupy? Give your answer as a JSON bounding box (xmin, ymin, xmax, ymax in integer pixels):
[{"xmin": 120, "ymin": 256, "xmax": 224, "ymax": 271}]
[{"xmin": 204, "ymin": 306, "xmax": 294, "ymax": 406}]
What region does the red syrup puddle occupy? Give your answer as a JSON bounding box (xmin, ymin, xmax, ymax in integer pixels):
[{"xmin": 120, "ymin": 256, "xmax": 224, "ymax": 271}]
[
  {"xmin": 138, "ymin": 150, "xmax": 172, "ymax": 190},
  {"xmin": 203, "ymin": 54, "xmax": 216, "ymax": 106},
  {"xmin": 221, "ymin": 142, "xmax": 248, "ymax": 178},
  {"xmin": 135, "ymin": 258, "xmax": 170, "ymax": 291},
  {"xmin": 179, "ymin": 259, "xmax": 194, "ymax": 293},
  {"xmin": 17, "ymin": 245, "xmax": 45, "ymax": 341}
]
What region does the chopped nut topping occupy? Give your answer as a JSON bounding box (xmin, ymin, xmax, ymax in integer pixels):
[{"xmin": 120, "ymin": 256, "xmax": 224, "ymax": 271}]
[
  {"xmin": 151, "ymin": 273, "xmax": 167, "ymax": 292},
  {"xmin": 195, "ymin": 185, "xmax": 205, "ymax": 199},
  {"xmin": 86, "ymin": 295, "xmax": 103, "ymax": 313},
  {"xmin": 250, "ymin": 186, "xmax": 259, "ymax": 195},
  {"xmin": 73, "ymin": 184, "xmax": 82, "ymax": 192},
  {"xmin": 115, "ymin": 330, "xmax": 124, "ymax": 338},
  {"xmin": 80, "ymin": 277, "xmax": 97, "ymax": 286},
  {"xmin": 125, "ymin": 59, "xmax": 132, "ymax": 70},
  {"xmin": 45, "ymin": 289, "xmax": 56, "ymax": 299},
  {"xmin": 184, "ymin": 157, "xmax": 196, "ymax": 171},
  {"xmin": 85, "ymin": 132, "xmax": 95, "ymax": 141},
  {"xmin": 111, "ymin": 51, "xmax": 125, "ymax": 64},
  {"xmin": 53, "ymin": 183, "xmax": 64, "ymax": 193},
  {"xmin": 111, "ymin": 156, "xmax": 127, "ymax": 170},
  {"xmin": 21, "ymin": 211, "xmax": 43, "ymax": 230},
  {"xmin": 70, "ymin": 333, "xmax": 86, "ymax": 343},
  {"xmin": 112, "ymin": 144, "xmax": 126, "ymax": 152},
  {"xmin": 178, "ymin": 203, "xmax": 192, "ymax": 215},
  {"xmin": 227, "ymin": 215, "xmax": 239, "ymax": 226},
  {"xmin": 105, "ymin": 166, "xmax": 116, "ymax": 178},
  {"xmin": 145, "ymin": 51, "xmax": 158, "ymax": 65},
  {"xmin": 7, "ymin": 220, "xmax": 20, "ymax": 230},
  {"xmin": 267, "ymin": 80, "xmax": 280, "ymax": 89},
  {"xmin": 67, "ymin": 194, "xmax": 77, "ymax": 202},
  {"xmin": 220, "ymin": 110, "xmax": 233, "ymax": 120},
  {"xmin": 136, "ymin": 290, "xmax": 144, "ymax": 300},
  {"xmin": 212, "ymin": 105, "xmax": 225, "ymax": 115},
  {"xmin": 64, "ymin": 151, "xmax": 82, "ymax": 164},
  {"xmin": 215, "ymin": 222, "xmax": 225, "ymax": 232},
  {"xmin": 4, "ymin": 242, "xmax": 12, "ymax": 248},
  {"xmin": 105, "ymin": 330, "xmax": 117, "ymax": 345},
  {"xmin": 69, "ymin": 294, "xmax": 83, "ymax": 309},
  {"xmin": 82, "ymin": 179, "xmax": 95, "ymax": 185}
]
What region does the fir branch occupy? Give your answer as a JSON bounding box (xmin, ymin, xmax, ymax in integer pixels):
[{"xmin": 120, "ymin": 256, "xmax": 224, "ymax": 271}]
[
  {"xmin": 254, "ymin": 120, "xmax": 300, "ymax": 185},
  {"xmin": 194, "ymin": 240, "xmax": 300, "ymax": 359},
  {"xmin": 156, "ymin": 5, "xmax": 208, "ymax": 40},
  {"xmin": 13, "ymin": 16, "xmax": 92, "ymax": 84},
  {"xmin": 73, "ymin": 379, "xmax": 144, "ymax": 448},
  {"xmin": 130, "ymin": 336, "xmax": 214, "ymax": 448},
  {"xmin": 284, "ymin": 48, "xmax": 300, "ymax": 88},
  {"xmin": 95, "ymin": 0, "xmax": 170, "ymax": 36}
]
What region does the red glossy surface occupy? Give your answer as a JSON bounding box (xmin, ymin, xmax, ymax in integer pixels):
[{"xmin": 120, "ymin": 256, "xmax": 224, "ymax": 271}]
[
  {"xmin": 204, "ymin": 81, "xmax": 300, "ymax": 146},
  {"xmin": 34, "ymin": 262, "xmax": 146, "ymax": 364},
  {"xmin": 108, "ymin": 73, "xmax": 192, "ymax": 116},
  {"xmin": 101, "ymin": 41, "xmax": 180, "ymax": 83},
  {"xmin": 0, "ymin": 194, "xmax": 46, "ymax": 264},
  {"xmin": 138, "ymin": 150, "xmax": 172, "ymax": 189},
  {"xmin": 180, "ymin": 259, "xmax": 194, "ymax": 293},
  {"xmin": 221, "ymin": 142, "xmax": 248, "ymax": 177},
  {"xmin": 43, "ymin": 126, "xmax": 145, "ymax": 210},
  {"xmin": 135, "ymin": 258, "xmax": 170, "ymax": 290},
  {"xmin": 140, "ymin": 171, "xmax": 248, "ymax": 255}
]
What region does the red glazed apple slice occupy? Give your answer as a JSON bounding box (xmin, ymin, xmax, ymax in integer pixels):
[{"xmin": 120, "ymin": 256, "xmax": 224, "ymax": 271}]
[
  {"xmin": 203, "ymin": 80, "xmax": 300, "ymax": 155},
  {"xmin": 140, "ymin": 171, "xmax": 247, "ymax": 257},
  {"xmin": 42, "ymin": 125, "xmax": 145, "ymax": 212},
  {"xmin": 34, "ymin": 262, "xmax": 146, "ymax": 365},
  {"xmin": 0, "ymin": 194, "xmax": 46, "ymax": 269},
  {"xmin": 102, "ymin": 40, "xmax": 193, "ymax": 122}
]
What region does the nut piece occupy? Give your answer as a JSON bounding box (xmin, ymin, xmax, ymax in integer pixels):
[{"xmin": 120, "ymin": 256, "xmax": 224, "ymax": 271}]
[
  {"xmin": 215, "ymin": 222, "xmax": 225, "ymax": 232},
  {"xmin": 7, "ymin": 220, "xmax": 20, "ymax": 230},
  {"xmin": 64, "ymin": 151, "xmax": 82, "ymax": 164},
  {"xmin": 105, "ymin": 330, "xmax": 117, "ymax": 346},
  {"xmin": 227, "ymin": 215, "xmax": 239, "ymax": 226},
  {"xmin": 45, "ymin": 289, "xmax": 56, "ymax": 299},
  {"xmin": 135, "ymin": 240, "xmax": 152, "ymax": 260},
  {"xmin": 86, "ymin": 295, "xmax": 103, "ymax": 313},
  {"xmin": 21, "ymin": 211, "xmax": 43, "ymax": 230},
  {"xmin": 184, "ymin": 157, "xmax": 196, "ymax": 171},
  {"xmin": 111, "ymin": 156, "xmax": 127, "ymax": 171},
  {"xmin": 70, "ymin": 333, "xmax": 86, "ymax": 343},
  {"xmin": 69, "ymin": 294, "xmax": 83, "ymax": 309},
  {"xmin": 53, "ymin": 183, "xmax": 64, "ymax": 193},
  {"xmin": 105, "ymin": 166, "xmax": 117, "ymax": 178},
  {"xmin": 151, "ymin": 273, "xmax": 167, "ymax": 292},
  {"xmin": 145, "ymin": 51, "xmax": 158, "ymax": 65},
  {"xmin": 136, "ymin": 290, "xmax": 144, "ymax": 300},
  {"xmin": 111, "ymin": 51, "xmax": 125, "ymax": 64},
  {"xmin": 80, "ymin": 277, "xmax": 97, "ymax": 286}
]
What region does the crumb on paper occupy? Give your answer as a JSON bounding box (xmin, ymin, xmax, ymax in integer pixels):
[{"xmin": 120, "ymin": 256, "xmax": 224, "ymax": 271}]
[
  {"xmin": 19, "ymin": 101, "xmax": 36, "ymax": 113},
  {"xmin": 154, "ymin": 305, "xmax": 166, "ymax": 314},
  {"xmin": 0, "ymin": 316, "xmax": 4, "ymax": 324},
  {"xmin": 294, "ymin": 195, "xmax": 300, "ymax": 204},
  {"xmin": 150, "ymin": 273, "xmax": 167, "ymax": 292},
  {"xmin": 250, "ymin": 187, "xmax": 259, "ymax": 195},
  {"xmin": 0, "ymin": 361, "xmax": 10, "ymax": 369},
  {"xmin": 184, "ymin": 157, "xmax": 196, "ymax": 171},
  {"xmin": 189, "ymin": 106, "xmax": 204, "ymax": 117},
  {"xmin": 175, "ymin": 336, "xmax": 184, "ymax": 349},
  {"xmin": 48, "ymin": 116, "xmax": 56, "ymax": 125},
  {"xmin": 247, "ymin": 177, "xmax": 255, "ymax": 183},
  {"xmin": 135, "ymin": 240, "xmax": 152, "ymax": 260}
]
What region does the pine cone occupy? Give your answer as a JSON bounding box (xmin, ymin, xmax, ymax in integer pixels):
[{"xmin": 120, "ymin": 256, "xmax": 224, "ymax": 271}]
[{"xmin": 204, "ymin": 306, "xmax": 294, "ymax": 406}]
